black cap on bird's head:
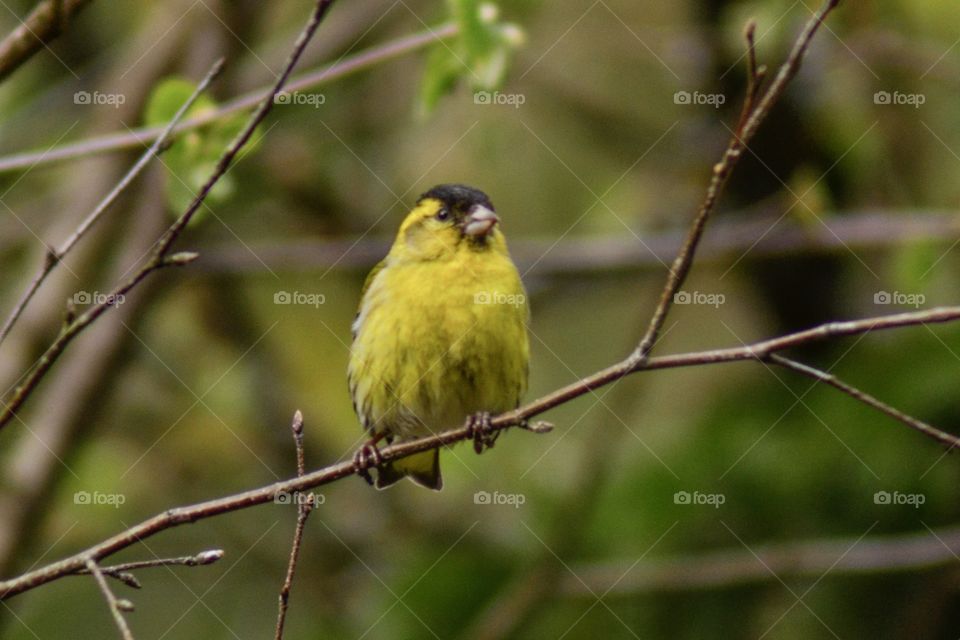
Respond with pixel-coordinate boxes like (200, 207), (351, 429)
(418, 183), (499, 239)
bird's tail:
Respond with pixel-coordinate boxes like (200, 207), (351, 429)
(376, 449), (442, 490)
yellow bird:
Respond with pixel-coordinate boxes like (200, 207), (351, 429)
(348, 184), (529, 489)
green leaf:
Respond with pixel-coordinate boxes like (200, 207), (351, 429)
(144, 77), (259, 222)
(417, 1), (525, 117)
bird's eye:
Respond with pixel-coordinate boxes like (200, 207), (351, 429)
(436, 208), (451, 222)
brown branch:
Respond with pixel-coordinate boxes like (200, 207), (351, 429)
(0, 0), (336, 433)
(85, 557), (135, 640)
(275, 410), (314, 640)
(631, 0), (840, 364)
(0, 0), (93, 82)
(194, 208), (960, 275)
(75, 549), (224, 590)
(4, 304), (960, 601)
(562, 525), (960, 595)
(0, 58), (225, 347)
(769, 355), (960, 448)
(0, 22), (457, 174)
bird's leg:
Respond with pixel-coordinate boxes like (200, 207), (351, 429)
(465, 411), (498, 454)
(353, 433), (386, 485)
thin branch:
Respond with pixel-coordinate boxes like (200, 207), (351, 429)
(0, 0), (336, 433)
(0, 0), (93, 82)
(562, 525), (960, 595)
(735, 19), (767, 133)
(75, 549), (224, 589)
(0, 58), (225, 348)
(85, 557), (134, 640)
(0, 22), (457, 174)
(275, 410), (314, 640)
(769, 354), (960, 448)
(195, 208), (960, 275)
(4, 304), (960, 601)
(631, 0), (840, 364)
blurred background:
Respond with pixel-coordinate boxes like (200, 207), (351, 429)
(1, 0), (959, 637)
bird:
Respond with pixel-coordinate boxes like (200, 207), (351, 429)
(347, 184), (529, 490)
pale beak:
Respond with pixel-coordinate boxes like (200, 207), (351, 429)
(463, 204), (499, 238)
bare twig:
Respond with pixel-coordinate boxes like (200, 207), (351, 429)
(0, 23), (457, 174)
(85, 557), (135, 640)
(0, 58), (225, 347)
(275, 410), (314, 640)
(0, 0), (93, 82)
(769, 355), (960, 448)
(631, 0), (840, 364)
(75, 549), (224, 589)
(0, 0), (336, 433)
(735, 20), (767, 134)
(4, 304), (959, 601)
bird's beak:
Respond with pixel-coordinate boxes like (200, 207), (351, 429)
(463, 205), (499, 238)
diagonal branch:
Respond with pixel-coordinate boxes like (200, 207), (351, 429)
(0, 0), (337, 433)
(0, 23), (457, 174)
(0, 58), (225, 347)
(0, 0), (93, 82)
(631, 0), (840, 364)
(769, 354), (960, 448)
(3, 304), (960, 602)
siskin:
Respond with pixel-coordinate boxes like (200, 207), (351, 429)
(348, 184), (529, 490)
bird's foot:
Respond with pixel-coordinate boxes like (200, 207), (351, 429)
(353, 437), (384, 486)
(465, 412), (498, 454)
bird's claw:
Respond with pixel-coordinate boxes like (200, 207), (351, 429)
(466, 411), (498, 454)
(353, 439), (384, 486)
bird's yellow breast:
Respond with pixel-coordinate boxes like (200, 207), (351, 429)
(349, 243), (529, 440)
